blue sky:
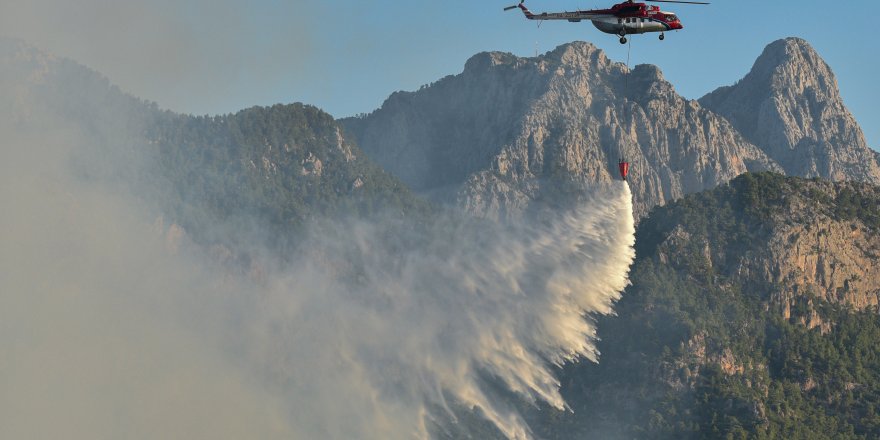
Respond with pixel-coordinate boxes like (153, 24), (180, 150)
(1, 0), (876, 148)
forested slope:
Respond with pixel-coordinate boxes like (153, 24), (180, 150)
(528, 173), (880, 439)
(1, 37), (427, 254)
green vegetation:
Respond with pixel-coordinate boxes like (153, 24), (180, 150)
(14, 53), (428, 254)
(834, 186), (880, 230)
(145, 103), (429, 252)
(518, 172), (880, 440)
(26, 58), (880, 436)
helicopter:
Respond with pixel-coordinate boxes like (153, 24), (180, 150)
(504, 0), (709, 44)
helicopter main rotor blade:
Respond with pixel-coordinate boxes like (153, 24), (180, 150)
(648, 0), (710, 4)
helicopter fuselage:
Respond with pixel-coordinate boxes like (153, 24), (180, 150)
(591, 13), (681, 35)
(508, 1), (692, 42)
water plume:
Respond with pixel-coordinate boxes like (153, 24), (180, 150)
(0, 44), (636, 436)
(245, 182), (636, 439)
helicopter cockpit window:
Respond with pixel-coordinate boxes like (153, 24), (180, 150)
(667, 14), (678, 21)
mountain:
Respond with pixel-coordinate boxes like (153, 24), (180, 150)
(700, 38), (880, 186)
(0, 38), (426, 252)
(504, 172), (880, 439)
(147, 104), (428, 251)
(343, 39), (880, 220)
(7, 35), (880, 439)
(343, 43), (777, 219)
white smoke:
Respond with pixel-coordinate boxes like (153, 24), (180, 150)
(1, 128), (635, 439)
(1, 124), (635, 439)
(248, 183), (637, 439)
(0, 124), (299, 439)
(0, 49), (636, 439)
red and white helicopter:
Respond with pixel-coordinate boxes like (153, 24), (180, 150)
(504, 0), (709, 44)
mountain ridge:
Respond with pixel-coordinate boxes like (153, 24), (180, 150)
(6, 35), (880, 440)
(0, 37), (426, 254)
(700, 38), (880, 186)
(554, 172), (880, 439)
(344, 38), (880, 220)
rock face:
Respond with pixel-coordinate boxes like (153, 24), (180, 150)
(345, 42), (778, 219)
(651, 174), (880, 313)
(774, 192), (880, 312)
(345, 39), (879, 219)
(764, 211), (880, 312)
(700, 38), (880, 185)
(520, 173), (880, 440)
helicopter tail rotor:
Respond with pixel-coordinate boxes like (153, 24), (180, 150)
(503, 0), (524, 11)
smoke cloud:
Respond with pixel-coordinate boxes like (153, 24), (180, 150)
(247, 182), (636, 439)
(0, 121), (298, 438)
(0, 48), (636, 439)
(0, 0), (316, 114)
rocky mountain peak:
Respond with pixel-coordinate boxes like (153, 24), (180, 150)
(344, 41), (779, 219)
(545, 40), (609, 68)
(750, 37), (833, 91)
(462, 51), (518, 72)
(624, 63), (676, 102)
(343, 37), (876, 220)
(462, 41), (614, 77)
(700, 38), (880, 184)
(630, 63), (663, 81)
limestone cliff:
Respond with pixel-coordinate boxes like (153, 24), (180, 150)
(646, 173), (880, 313)
(345, 39), (879, 221)
(345, 42), (778, 219)
(753, 181), (880, 312)
(700, 38), (880, 185)
(523, 173), (880, 440)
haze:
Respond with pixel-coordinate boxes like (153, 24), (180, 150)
(0, 38), (637, 438)
(0, 0), (877, 147)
